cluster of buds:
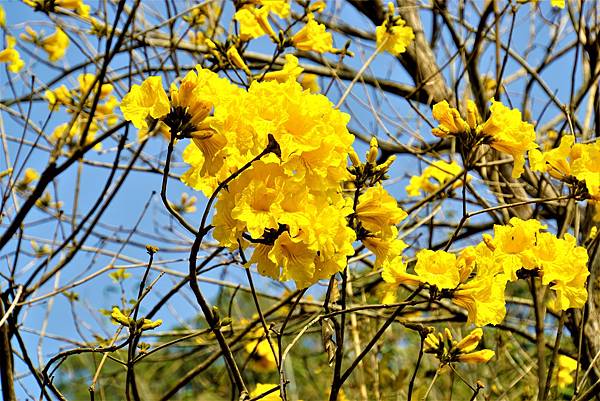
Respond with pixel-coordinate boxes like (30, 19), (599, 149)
(424, 327), (495, 365)
(111, 307), (163, 333)
(348, 137), (396, 187)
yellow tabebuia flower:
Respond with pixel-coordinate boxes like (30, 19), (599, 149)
(414, 249), (460, 290)
(356, 185), (407, 235)
(42, 28), (69, 61)
(551, 0), (565, 8)
(375, 3), (414, 56)
(120, 76), (170, 130)
(489, 217), (544, 280)
(364, 226), (407, 268)
(529, 135), (575, 179)
(381, 257), (421, 286)
(571, 139), (600, 199)
(291, 14), (334, 53)
(263, 54), (303, 83)
(479, 100), (538, 178)
(406, 160), (469, 197)
(0, 36), (25, 73)
(556, 355), (577, 389)
(0, 5), (5, 28)
(453, 259), (508, 325)
(234, 6), (277, 41)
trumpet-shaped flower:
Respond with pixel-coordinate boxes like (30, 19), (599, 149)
(414, 249), (460, 289)
(120, 76), (170, 129)
(291, 14), (333, 53)
(479, 100), (538, 178)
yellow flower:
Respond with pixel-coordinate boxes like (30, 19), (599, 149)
(556, 355), (577, 389)
(263, 54), (303, 83)
(571, 139), (600, 199)
(406, 160), (469, 197)
(491, 217), (545, 280)
(41, 28), (69, 62)
(234, 6), (277, 41)
(431, 100), (470, 137)
(249, 384), (281, 401)
(375, 4), (414, 56)
(381, 257), (422, 286)
(269, 231), (316, 288)
(456, 349), (495, 363)
(45, 85), (71, 109)
(362, 227), (407, 268)
(551, 0), (565, 8)
(414, 249), (460, 289)
(529, 134), (575, 179)
(0, 36), (25, 73)
(22, 168), (40, 185)
(120, 76), (170, 129)
(479, 100), (538, 178)
(356, 185), (407, 235)
(0, 5), (5, 28)
(291, 14), (333, 53)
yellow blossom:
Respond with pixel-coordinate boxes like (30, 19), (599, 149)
(0, 36), (25, 73)
(529, 134), (575, 179)
(356, 185), (407, 235)
(0, 5), (5, 28)
(381, 257), (421, 286)
(571, 139), (600, 199)
(551, 0), (565, 8)
(375, 4), (414, 56)
(120, 76), (170, 130)
(479, 100), (538, 178)
(414, 249), (460, 289)
(41, 28), (69, 62)
(291, 14), (334, 53)
(556, 355), (577, 389)
(234, 6), (277, 41)
(491, 217), (545, 280)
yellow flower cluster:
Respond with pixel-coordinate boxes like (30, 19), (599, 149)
(233, 1), (337, 54)
(45, 73), (118, 153)
(405, 160), (471, 197)
(375, 2), (415, 56)
(21, 26), (70, 62)
(120, 66), (358, 288)
(431, 100), (538, 178)
(383, 217), (588, 326)
(424, 327), (495, 364)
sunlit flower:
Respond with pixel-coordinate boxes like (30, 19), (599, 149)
(291, 14), (334, 53)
